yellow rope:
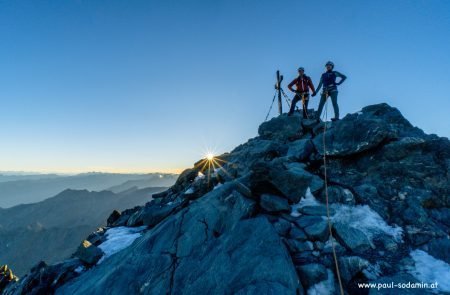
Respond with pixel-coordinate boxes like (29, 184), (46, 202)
(301, 93), (309, 119)
(322, 94), (345, 295)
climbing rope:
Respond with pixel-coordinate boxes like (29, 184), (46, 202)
(321, 95), (345, 295)
(280, 88), (292, 108)
(264, 91), (278, 121)
(301, 94), (309, 119)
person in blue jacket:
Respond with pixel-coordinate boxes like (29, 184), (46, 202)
(312, 61), (347, 121)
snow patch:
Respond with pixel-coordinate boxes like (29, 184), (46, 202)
(307, 270), (336, 295)
(409, 249), (450, 293)
(194, 172), (205, 181)
(291, 187), (319, 217)
(74, 266), (85, 274)
(184, 187), (194, 194)
(331, 204), (403, 242)
(97, 226), (146, 264)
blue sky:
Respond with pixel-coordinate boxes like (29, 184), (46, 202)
(1, 0), (449, 173)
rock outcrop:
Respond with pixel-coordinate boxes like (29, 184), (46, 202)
(0, 266), (18, 294)
(2, 103), (449, 294)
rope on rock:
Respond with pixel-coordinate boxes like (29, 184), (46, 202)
(321, 95), (345, 295)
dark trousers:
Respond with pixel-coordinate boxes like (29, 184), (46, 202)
(288, 94), (310, 118)
(317, 90), (339, 119)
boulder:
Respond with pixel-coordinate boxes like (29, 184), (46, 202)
(318, 186), (355, 205)
(260, 194), (290, 212)
(313, 104), (407, 157)
(111, 206), (141, 226)
(285, 239), (314, 252)
(287, 139), (310, 160)
(294, 216), (323, 229)
(338, 256), (370, 284)
(333, 222), (373, 253)
(304, 220), (330, 242)
(258, 114), (302, 141)
(3, 259), (83, 295)
(288, 226), (308, 241)
(106, 210), (121, 226)
(74, 240), (104, 265)
(0, 265), (18, 293)
(272, 219), (292, 236)
(86, 228), (106, 246)
(296, 263), (328, 289)
(302, 118), (319, 130)
(299, 205), (335, 216)
(269, 163), (324, 203)
(228, 139), (287, 174)
(142, 201), (185, 227)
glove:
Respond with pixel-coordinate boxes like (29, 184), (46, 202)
(312, 92), (317, 97)
(336, 82), (342, 86)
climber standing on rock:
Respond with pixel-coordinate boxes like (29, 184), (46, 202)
(287, 67), (316, 118)
(313, 61), (347, 121)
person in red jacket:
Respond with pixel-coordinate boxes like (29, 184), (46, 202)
(287, 67), (316, 118)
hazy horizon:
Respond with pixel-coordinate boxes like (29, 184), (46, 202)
(0, 170), (181, 175)
(1, 0), (449, 173)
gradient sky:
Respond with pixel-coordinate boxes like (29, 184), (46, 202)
(1, 0), (449, 173)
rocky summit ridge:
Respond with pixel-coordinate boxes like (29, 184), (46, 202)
(1, 103), (449, 295)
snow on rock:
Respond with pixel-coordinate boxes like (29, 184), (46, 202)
(331, 204), (403, 242)
(290, 187), (319, 217)
(74, 266), (85, 274)
(97, 226), (146, 264)
(194, 172), (205, 181)
(307, 270), (336, 295)
(213, 183), (223, 190)
(409, 249), (450, 293)
(184, 187), (194, 194)
(290, 187), (402, 242)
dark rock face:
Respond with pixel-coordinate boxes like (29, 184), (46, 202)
(258, 114), (302, 141)
(74, 240), (103, 265)
(304, 220), (329, 242)
(55, 189), (300, 295)
(260, 194), (291, 212)
(296, 263), (328, 289)
(333, 223), (373, 254)
(299, 205), (335, 216)
(2, 260), (83, 295)
(106, 210), (121, 226)
(5, 103), (450, 295)
(0, 266), (18, 293)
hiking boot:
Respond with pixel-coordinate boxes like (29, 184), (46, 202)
(331, 118), (339, 122)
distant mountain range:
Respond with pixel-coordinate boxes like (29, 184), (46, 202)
(0, 186), (168, 276)
(0, 172), (178, 208)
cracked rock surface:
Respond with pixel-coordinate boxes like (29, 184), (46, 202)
(3, 103), (449, 295)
